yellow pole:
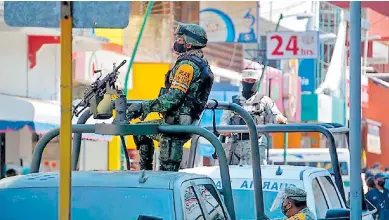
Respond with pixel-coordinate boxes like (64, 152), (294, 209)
(59, 2), (72, 220)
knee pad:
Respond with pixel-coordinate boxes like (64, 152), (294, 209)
(159, 138), (184, 164)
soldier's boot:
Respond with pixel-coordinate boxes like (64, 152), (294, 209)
(159, 138), (183, 172)
(134, 135), (155, 170)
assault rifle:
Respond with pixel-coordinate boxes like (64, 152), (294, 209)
(72, 60), (127, 120)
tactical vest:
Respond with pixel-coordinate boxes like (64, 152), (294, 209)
(159, 53), (214, 122)
(230, 95), (246, 126)
(230, 94), (267, 140)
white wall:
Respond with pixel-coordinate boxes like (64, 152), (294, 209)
(0, 32), (28, 97)
(27, 44), (60, 101)
(5, 127), (33, 166)
(79, 140), (108, 171)
(0, 32), (60, 101)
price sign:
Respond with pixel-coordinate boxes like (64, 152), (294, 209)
(266, 31), (319, 60)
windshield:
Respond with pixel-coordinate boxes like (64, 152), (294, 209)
(0, 187), (175, 219)
(214, 178), (303, 219)
(233, 190), (287, 219)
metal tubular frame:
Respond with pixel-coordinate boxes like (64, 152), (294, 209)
(71, 109), (92, 170)
(71, 100), (266, 220)
(30, 123), (237, 220)
(194, 124), (346, 203)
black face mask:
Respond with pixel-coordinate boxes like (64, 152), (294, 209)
(281, 203), (290, 215)
(377, 180), (386, 187)
(173, 42), (186, 54)
(242, 82), (256, 99)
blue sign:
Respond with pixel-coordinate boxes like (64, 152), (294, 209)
(298, 59), (316, 93)
(4, 1), (130, 28)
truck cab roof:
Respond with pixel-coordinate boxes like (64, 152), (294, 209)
(0, 170), (209, 190)
(181, 165), (331, 181)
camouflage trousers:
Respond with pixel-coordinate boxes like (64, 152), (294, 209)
(222, 135), (268, 165)
(133, 119), (191, 171)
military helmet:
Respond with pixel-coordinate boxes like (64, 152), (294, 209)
(242, 69), (260, 81)
(284, 185), (307, 202)
(174, 23), (208, 47)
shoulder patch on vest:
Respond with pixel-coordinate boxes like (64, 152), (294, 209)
(171, 63), (194, 93)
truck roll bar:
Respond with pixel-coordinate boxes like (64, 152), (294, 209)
(71, 99), (266, 220)
(30, 123), (237, 220)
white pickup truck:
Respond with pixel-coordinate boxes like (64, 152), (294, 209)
(182, 165), (375, 220)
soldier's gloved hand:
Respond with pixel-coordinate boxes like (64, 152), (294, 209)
(275, 114), (288, 124)
(126, 103), (142, 121)
(237, 96), (247, 106)
(140, 101), (152, 121)
(127, 102), (151, 121)
(232, 95), (246, 106)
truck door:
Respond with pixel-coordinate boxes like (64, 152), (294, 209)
(316, 176), (345, 209)
(308, 172), (346, 219)
(310, 176), (330, 219)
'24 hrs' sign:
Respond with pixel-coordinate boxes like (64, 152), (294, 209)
(266, 31), (320, 60)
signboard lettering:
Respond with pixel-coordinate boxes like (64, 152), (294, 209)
(267, 31), (319, 60)
(214, 179), (296, 191)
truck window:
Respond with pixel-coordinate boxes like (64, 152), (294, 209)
(184, 186), (205, 220)
(318, 176), (343, 208)
(197, 184), (227, 219)
(312, 178), (329, 218)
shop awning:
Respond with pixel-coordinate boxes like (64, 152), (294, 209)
(210, 65), (242, 85)
(0, 94), (112, 141)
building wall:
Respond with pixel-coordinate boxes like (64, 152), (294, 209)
(366, 8), (389, 73)
(0, 32), (28, 97)
(362, 79), (389, 168)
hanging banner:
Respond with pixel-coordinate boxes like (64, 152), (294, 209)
(199, 1), (258, 43)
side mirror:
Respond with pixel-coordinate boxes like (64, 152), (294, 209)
(325, 208), (350, 220)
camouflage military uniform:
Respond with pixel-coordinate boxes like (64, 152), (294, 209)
(280, 186), (316, 220)
(220, 92), (286, 165)
(129, 24), (213, 171)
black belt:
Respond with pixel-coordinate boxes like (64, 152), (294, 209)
(236, 133), (250, 140)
